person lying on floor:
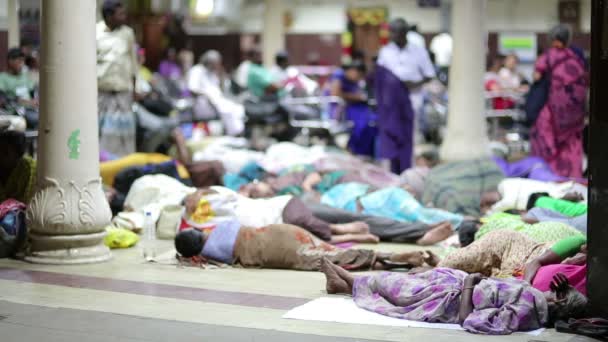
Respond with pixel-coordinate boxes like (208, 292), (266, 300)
(320, 259), (587, 335)
(319, 182), (462, 244)
(174, 221), (438, 271)
(480, 178), (587, 215)
(439, 230), (586, 278)
(183, 186), (380, 244)
(525, 192), (587, 218)
(523, 240), (587, 295)
(458, 212), (584, 247)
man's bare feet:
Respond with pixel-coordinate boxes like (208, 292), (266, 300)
(416, 222), (453, 246)
(330, 221), (370, 234)
(321, 258), (350, 294)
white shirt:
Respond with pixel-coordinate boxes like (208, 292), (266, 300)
(234, 60), (251, 88)
(489, 178), (588, 214)
(377, 42), (436, 83)
(210, 186), (292, 228)
(407, 31), (426, 49)
(96, 21), (138, 92)
(429, 33), (453, 67)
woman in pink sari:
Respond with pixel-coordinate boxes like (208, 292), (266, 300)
(531, 24), (587, 178)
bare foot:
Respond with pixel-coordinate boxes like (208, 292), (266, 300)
(423, 250), (440, 267)
(321, 258), (350, 294)
(416, 222), (453, 246)
(331, 221), (370, 234)
(330, 233), (379, 244)
(389, 251), (425, 266)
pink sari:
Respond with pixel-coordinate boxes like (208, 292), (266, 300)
(530, 47), (587, 178)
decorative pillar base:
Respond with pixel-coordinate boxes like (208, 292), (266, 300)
(25, 243), (112, 265)
(25, 178), (113, 264)
(25, 230), (111, 265)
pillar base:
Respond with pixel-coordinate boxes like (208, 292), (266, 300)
(25, 231), (112, 265)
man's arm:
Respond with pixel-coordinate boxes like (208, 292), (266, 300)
(459, 273), (483, 324)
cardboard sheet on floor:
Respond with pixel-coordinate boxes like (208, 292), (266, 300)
(283, 297), (544, 336)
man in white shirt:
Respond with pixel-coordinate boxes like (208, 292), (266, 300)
(188, 50), (245, 136)
(96, 0), (138, 157)
(377, 18), (436, 153)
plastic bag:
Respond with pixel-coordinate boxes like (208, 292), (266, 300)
(104, 226), (140, 249)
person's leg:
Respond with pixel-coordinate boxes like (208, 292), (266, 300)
(306, 203), (431, 242)
(283, 198), (378, 243)
(416, 221), (454, 245)
(282, 197), (333, 241)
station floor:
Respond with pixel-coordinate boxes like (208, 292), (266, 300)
(0, 240), (593, 342)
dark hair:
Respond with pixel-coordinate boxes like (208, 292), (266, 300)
(389, 18), (409, 33)
(344, 60), (367, 74)
(526, 192), (550, 211)
(548, 287), (588, 325)
(174, 229), (204, 258)
(0, 130), (27, 157)
(102, 0), (123, 20)
(458, 220), (479, 247)
(550, 24), (572, 46)
(275, 51), (288, 65)
(7, 47), (24, 61)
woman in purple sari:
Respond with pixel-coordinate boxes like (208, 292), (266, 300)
(321, 259), (587, 335)
(531, 24), (587, 178)
(329, 61), (377, 158)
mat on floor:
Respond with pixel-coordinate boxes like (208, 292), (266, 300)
(283, 297), (544, 336)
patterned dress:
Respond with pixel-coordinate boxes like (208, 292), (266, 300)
(530, 47), (587, 178)
(352, 268), (548, 335)
(475, 216), (583, 243)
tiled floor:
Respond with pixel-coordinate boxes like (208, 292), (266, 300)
(0, 240), (587, 342)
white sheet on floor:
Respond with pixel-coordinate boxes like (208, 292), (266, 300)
(283, 297), (544, 336)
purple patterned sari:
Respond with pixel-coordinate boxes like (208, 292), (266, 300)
(352, 268), (548, 335)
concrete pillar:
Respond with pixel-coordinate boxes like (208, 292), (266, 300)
(25, 0), (112, 264)
(7, 0), (18, 48)
(262, 0), (284, 68)
(439, 0), (489, 161)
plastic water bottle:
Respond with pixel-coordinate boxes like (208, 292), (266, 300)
(142, 211), (156, 261)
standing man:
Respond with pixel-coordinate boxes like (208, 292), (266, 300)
(375, 18), (435, 174)
(96, 0), (138, 157)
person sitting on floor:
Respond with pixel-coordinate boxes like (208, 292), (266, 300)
(0, 127), (36, 203)
(320, 259), (587, 335)
(174, 221), (438, 271)
(182, 186), (378, 244)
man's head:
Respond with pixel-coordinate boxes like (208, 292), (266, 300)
(200, 50), (222, 71)
(102, 0), (127, 29)
(6, 48), (24, 75)
(166, 47), (177, 62)
(389, 18), (409, 48)
(0, 129), (26, 177)
(275, 51), (289, 69)
(250, 48), (263, 65)
(174, 228), (204, 258)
